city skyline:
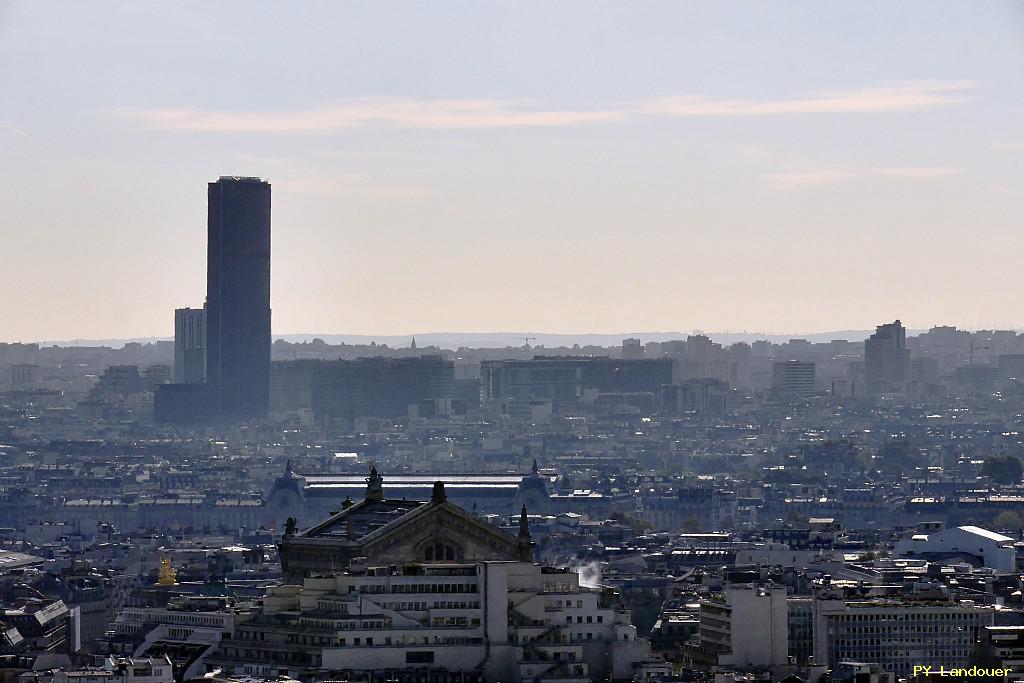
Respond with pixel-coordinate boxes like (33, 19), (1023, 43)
(6, 4), (1024, 682)
(2, 1), (1023, 339)
(10, 325), (1024, 350)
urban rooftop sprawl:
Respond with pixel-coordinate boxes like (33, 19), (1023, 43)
(5, 178), (1024, 683)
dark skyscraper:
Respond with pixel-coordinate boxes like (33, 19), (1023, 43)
(206, 176), (271, 420)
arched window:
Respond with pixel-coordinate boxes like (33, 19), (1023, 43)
(424, 542), (456, 561)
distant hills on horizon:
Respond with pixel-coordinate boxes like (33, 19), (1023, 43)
(19, 329), (952, 350)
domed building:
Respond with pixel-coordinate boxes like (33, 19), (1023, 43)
(512, 459), (554, 513)
(279, 466), (534, 582)
(264, 459), (305, 522)
(264, 463), (533, 527)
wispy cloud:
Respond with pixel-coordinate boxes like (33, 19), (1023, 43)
(871, 166), (963, 178)
(107, 81), (975, 133)
(641, 81), (974, 117)
(761, 170), (859, 187)
(229, 154), (435, 199)
(763, 166), (963, 188)
(1, 122), (28, 137)
(109, 99), (623, 133)
(274, 173), (435, 199)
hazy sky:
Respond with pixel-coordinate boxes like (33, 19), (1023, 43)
(2, 1), (1023, 341)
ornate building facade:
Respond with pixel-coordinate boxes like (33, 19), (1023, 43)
(279, 467), (534, 582)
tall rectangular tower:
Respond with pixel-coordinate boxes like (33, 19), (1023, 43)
(206, 176), (271, 420)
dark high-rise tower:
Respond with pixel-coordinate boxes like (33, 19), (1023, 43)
(206, 176), (271, 420)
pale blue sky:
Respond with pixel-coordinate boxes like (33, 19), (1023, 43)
(2, 1), (1022, 340)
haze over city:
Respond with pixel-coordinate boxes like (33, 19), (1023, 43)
(8, 5), (1024, 683)
(3, 1), (1024, 341)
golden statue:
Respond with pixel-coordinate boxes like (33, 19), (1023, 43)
(157, 557), (177, 586)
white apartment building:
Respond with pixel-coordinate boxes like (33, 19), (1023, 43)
(54, 656), (173, 683)
(106, 596), (250, 680)
(811, 597), (994, 677)
(696, 583), (789, 670)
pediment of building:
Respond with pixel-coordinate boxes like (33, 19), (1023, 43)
(362, 502), (521, 562)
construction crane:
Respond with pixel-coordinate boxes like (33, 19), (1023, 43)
(523, 336), (536, 348)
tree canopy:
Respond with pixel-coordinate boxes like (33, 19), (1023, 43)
(981, 455), (1024, 485)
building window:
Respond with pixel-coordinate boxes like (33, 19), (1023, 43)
(407, 651), (435, 664)
(424, 543), (456, 561)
